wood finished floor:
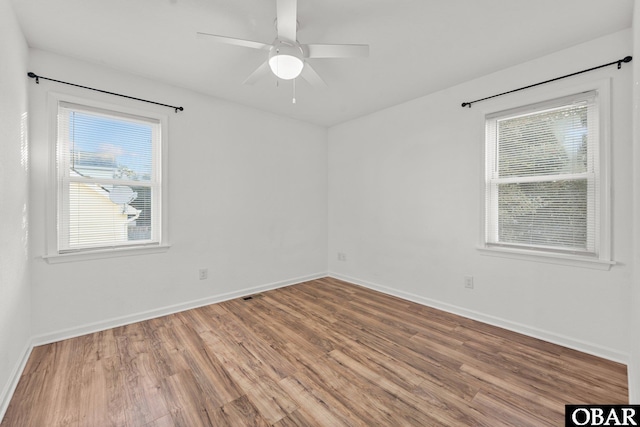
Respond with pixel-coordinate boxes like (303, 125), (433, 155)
(2, 277), (628, 426)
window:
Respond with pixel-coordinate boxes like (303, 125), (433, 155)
(483, 89), (611, 265)
(47, 98), (169, 261)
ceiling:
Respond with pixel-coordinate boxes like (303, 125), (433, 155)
(11, 0), (634, 127)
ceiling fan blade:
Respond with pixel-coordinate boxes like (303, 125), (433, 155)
(300, 63), (327, 88)
(276, 0), (297, 42)
(197, 32), (271, 51)
(303, 44), (369, 58)
(242, 61), (271, 85)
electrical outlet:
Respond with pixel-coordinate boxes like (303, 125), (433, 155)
(464, 276), (474, 289)
(337, 252), (347, 262)
(199, 268), (208, 280)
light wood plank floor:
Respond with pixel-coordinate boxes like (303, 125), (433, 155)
(2, 277), (628, 426)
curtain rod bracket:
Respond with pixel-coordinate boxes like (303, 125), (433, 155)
(618, 55), (632, 69)
(27, 72), (39, 84)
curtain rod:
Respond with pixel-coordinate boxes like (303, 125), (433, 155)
(27, 72), (184, 113)
(461, 55), (632, 108)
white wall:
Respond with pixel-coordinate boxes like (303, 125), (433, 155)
(328, 30), (634, 363)
(2, 10), (634, 414)
(0, 0), (31, 417)
(629, 0), (640, 404)
(28, 49), (328, 341)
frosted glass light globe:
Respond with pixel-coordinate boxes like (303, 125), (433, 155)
(268, 41), (304, 80)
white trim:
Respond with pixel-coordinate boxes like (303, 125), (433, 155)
(630, 363), (639, 404)
(490, 172), (593, 185)
(31, 272), (327, 346)
(0, 341), (33, 423)
(45, 92), (170, 260)
(630, 0), (640, 404)
(477, 245), (615, 270)
(479, 78), (613, 267)
(43, 243), (171, 264)
(328, 272), (628, 364)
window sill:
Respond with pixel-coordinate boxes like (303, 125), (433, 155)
(477, 245), (615, 271)
(43, 244), (171, 264)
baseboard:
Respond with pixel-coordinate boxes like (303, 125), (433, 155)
(629, 360), (640, 404)
(328, 272), (629, 365)
(32, 271), (327, 347)
(0, 341), (33, 423)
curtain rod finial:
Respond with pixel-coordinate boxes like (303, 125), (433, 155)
(27, 72), (39, 83)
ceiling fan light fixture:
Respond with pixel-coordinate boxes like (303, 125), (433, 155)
(197, 0), (369, 88)
(268, 41), (304, 80)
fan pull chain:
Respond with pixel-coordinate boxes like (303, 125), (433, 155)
(292, 79), (296, 104)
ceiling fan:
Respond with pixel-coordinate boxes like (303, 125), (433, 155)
(197, 0), (369, 87)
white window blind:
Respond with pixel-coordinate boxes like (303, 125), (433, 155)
(485, 91), (600, 256)
(56, 102), (162, 253)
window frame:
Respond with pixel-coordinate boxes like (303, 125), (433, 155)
(478, 79), (613, 270)
(44, 93), (170, 263)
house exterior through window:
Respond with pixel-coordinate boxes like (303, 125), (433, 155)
(51, 100), (167, 257)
